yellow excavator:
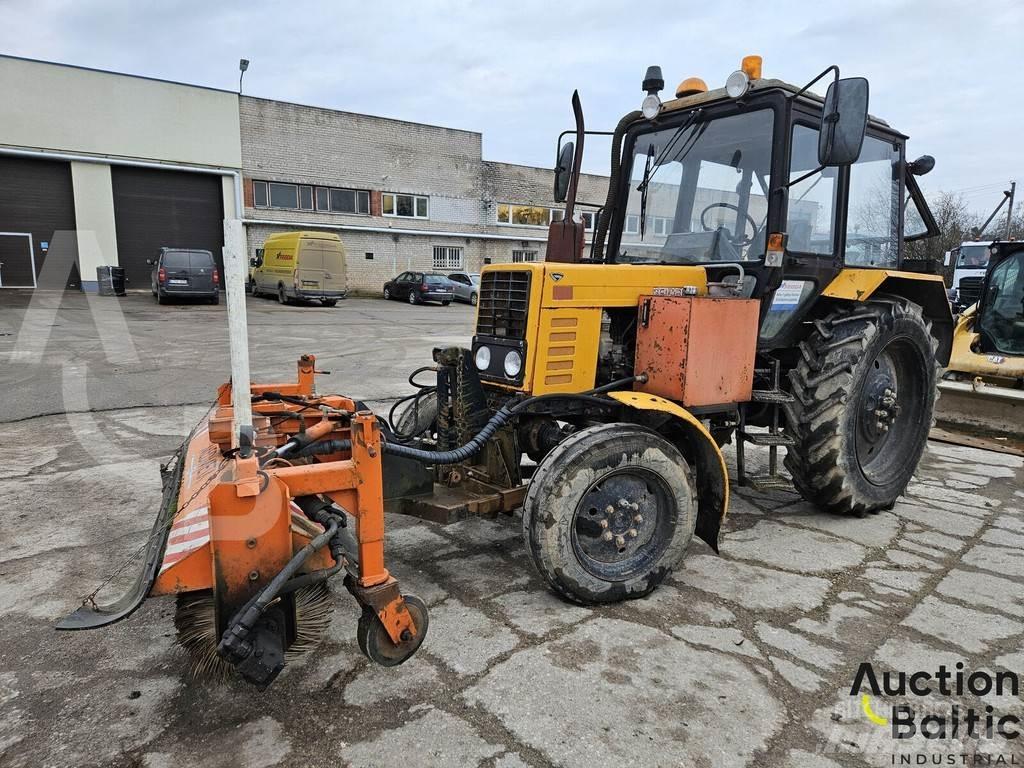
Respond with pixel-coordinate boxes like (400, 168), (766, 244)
(938, 241), (1024, 438)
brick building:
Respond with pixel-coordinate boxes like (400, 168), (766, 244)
(239, 96), (608, 293)
(0, 57), (608, 295)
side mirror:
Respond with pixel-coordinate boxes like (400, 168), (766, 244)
(553, 141), (575, 204)
(249, 257), (259, 267)
(908, 155), (935, 176)
(818, 77), (869, 166)
(943, 251), (951, 267)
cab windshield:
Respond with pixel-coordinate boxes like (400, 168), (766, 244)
(957, 245), (990, 269)
(618, 108), (775, 264)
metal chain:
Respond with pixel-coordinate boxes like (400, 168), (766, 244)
(81, 401), (221, 607)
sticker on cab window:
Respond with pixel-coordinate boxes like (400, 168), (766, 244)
(770, 280), (806, 310)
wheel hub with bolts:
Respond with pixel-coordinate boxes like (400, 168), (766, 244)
(572, 470), (670, 577)
(859, 350), (904, 449)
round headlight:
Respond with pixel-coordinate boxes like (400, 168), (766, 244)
(474, 346), (491, 371)
(641, 93), (662, 120)
(503, 349), (523, 378)
(725, 69), (750, 99)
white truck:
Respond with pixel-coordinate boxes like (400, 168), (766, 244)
(945, 241), (992, 313)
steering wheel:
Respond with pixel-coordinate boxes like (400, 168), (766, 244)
(700, 202), (758, 246)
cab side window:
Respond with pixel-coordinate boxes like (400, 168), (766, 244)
(846, 136), (900, 267)
(786, 124), (838, 255)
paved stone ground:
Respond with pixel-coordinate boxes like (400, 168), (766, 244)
(1, 291), (1022, 767)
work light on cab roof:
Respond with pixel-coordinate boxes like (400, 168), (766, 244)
(641, 65), (664, 120)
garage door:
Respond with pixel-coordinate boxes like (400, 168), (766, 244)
(0, 156), (77, 289)
(112, 167), (224, 290)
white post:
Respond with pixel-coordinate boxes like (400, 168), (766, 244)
(223, 217), (253, 444)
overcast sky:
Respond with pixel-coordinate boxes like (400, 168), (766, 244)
(2, 0), (1019, 215)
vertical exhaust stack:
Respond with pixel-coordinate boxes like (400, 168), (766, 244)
(546, 90), (586, 264)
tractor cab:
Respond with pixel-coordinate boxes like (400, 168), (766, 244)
(593, 61), (941, 350)
(975, 242), (1024, 360)
(939, 241), (1024, 435)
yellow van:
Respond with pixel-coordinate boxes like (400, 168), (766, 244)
(250, 231), (348, 306)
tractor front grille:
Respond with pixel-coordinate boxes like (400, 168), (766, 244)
(477, 271), (531, 340)
(958, 276), (983, 307)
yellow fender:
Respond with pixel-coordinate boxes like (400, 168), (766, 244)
(822, 268), (954, 364)
(607, 391), (728, 552)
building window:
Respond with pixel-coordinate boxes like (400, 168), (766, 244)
(497, 204), (551, 227)
(433, 245), (463, 269)
(383, 193), (429, 219)
(329, 188), (368, 214)
(512, 249), (537, 263)
(252, 179), (369, 214)
(268, 182), (299, 209)
(624, 214), (640, 234)
(253, 181), (268, 207)
(652, 216), (674, 237)
(497, 203), (596, 231)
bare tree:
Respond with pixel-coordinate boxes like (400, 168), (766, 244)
(905, 192), (980, 282)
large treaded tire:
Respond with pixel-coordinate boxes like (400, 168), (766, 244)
(523, 423), (697, 605)
(784, 296), (937, 515)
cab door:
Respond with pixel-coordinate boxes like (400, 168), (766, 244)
(255, 247), (275, 292)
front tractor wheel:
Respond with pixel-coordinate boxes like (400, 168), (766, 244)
(785, 297), (937, 515)
(523, 423), (697, 605)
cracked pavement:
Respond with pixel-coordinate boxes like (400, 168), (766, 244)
(1, 292), (1022, 767)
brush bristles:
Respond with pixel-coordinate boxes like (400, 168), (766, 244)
(174, 584), (335, 681)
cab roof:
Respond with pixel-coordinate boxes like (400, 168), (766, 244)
(660, 77), (899, 137)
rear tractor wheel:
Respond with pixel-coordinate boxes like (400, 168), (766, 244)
(523, 423), (697, 605)
(784, 297), (937, 515)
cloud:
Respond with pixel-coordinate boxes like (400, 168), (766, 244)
(1, 0), (1018, 213)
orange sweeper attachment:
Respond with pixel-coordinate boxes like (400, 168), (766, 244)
(58, 355), (429, 689)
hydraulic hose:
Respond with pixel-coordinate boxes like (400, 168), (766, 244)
(231, 516), (339, 620)
(291, 374), (645, 465)
(592, 110), (643, 261)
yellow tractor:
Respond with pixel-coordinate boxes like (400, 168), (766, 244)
(938, 240), (1024, 437)
(60, 56), (953, 687)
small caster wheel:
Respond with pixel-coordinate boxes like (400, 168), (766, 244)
(357, 594), (428, 666)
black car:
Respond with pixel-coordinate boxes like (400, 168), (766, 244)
(149, 248), (220, 305)
(382, 271), (454, 305)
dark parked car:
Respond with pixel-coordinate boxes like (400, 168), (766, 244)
(149, 248), (220, 305)
(383, 271), (454, 305)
